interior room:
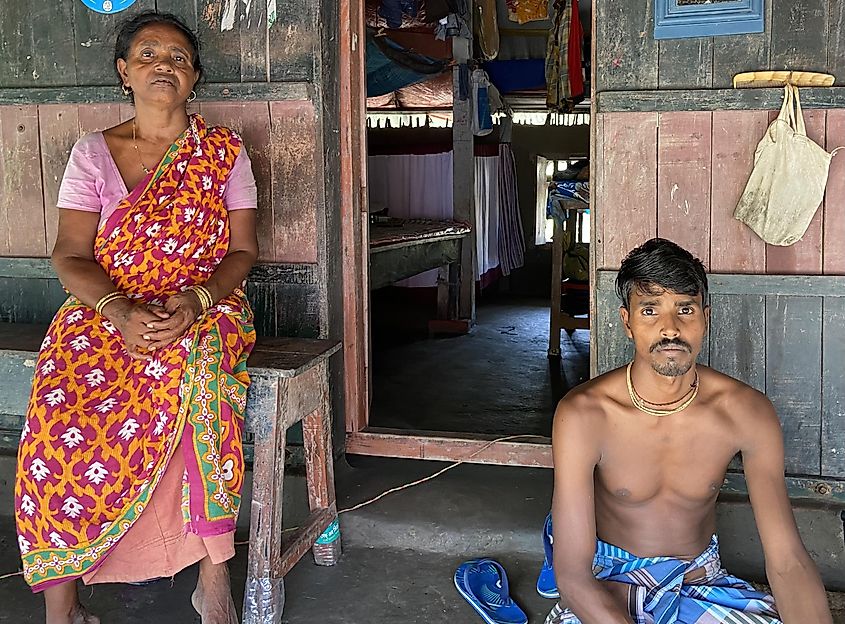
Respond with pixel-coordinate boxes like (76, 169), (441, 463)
(361, 0), (593, 439)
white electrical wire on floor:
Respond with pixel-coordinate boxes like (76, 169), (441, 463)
(2, 434), (551, 579)
(338, 433), (549, 515)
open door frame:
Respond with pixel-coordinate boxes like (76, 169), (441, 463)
(337, 4), (603, 468)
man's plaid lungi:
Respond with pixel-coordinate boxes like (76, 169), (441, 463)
(545, 535), (781, 624)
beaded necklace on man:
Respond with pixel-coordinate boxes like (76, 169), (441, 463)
(626, 362), (699, 416)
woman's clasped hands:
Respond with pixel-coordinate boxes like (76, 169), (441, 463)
(106, 291), (205, 359)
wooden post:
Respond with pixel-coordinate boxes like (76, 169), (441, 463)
(452, 10), (476, 323)
(338, 0), (370, 433)
(303, 373), (342, 565)
(243, 378), (286, 623)
(548, 222), (563, 358)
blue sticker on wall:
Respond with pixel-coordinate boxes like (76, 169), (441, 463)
(80, 0), (137, 14)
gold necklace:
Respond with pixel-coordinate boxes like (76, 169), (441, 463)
(132, 119), (153, 175)
(626, 362), (700, 416)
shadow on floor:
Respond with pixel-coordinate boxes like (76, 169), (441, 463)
(370, 296), (589, 437)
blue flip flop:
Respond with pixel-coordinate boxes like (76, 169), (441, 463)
(454, 558), (528, 624)
(536, 513), (560, 598)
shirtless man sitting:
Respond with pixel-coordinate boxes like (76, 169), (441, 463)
(545, 238), (832, 624)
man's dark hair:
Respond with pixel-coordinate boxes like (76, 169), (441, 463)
(615, 238), (708, 310)
(114, 11), (203, 93)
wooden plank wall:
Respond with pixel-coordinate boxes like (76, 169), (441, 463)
(595, 273), (845, 478)
(594, 108), (845, 481)
(0, 101), (322, 336)
(596, 110), (845, 275)
(595, 0), (845, 91)
(0, 0), (317, 88)
(0, 0), (332, 342)
(0, 101), (319, 264)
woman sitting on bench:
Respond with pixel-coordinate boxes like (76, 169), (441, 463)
(14, 11), (258, 624)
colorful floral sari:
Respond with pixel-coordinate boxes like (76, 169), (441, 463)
(15, 114), (256, 592)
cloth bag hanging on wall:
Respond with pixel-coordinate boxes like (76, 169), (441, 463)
(734, 84), (842, 246)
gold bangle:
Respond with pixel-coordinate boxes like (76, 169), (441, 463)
(187, 285), (214, 312)
(95, 291), (129, 316)
(198, 285), (213, 309)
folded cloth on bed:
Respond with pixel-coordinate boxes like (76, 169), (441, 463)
(544, 535), (781, 624)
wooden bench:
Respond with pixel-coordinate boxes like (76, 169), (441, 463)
(0, 322), (341, 623)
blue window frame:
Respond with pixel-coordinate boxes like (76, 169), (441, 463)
(654, 0), (764, 40)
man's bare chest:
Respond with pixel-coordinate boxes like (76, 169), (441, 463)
(596, 412), (739, 506)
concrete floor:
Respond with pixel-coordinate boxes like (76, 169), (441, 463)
(2, 458), (843, 622)
(2, 297), (843, 622)
(371, 297), (589, 436)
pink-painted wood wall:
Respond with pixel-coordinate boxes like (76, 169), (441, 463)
(0, 102), (319, 264)
(595, 110), (845, 274)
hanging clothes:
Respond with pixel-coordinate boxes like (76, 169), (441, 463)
(506, 0), (549, 24)
(366, 31), (448, 97)
(497, 143), (526, 276)
(545, 0), (585, 113)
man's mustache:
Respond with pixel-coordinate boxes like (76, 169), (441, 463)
(650, 339), (692, 353)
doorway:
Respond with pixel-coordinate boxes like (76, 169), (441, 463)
(339, 1), (594, 467)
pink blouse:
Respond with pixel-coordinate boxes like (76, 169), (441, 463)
(57, 132), (258, 224)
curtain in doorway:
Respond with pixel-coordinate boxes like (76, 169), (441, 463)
(368, 151), (454, 287)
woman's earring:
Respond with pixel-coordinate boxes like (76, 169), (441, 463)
(122, 84), (131, 97)
(187, 90), (197, 103)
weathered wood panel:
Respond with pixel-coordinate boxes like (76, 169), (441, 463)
(766, 110), (826, 274)
(78, 104), (122, 135)
(656, 112), (711, 266)
(0, 278), (64, 323)
(0, 101), (314, 265)
(199, 102), (275, 262)
(830, 0), (845, 84)
(710, 111), (768, 274)
(822, 296), (845, 477)
(268, 0), (319, 82)
(594, 0), (845, 95)
(824, 110), (845, 274)
(72, 0), (156, 86)
(770, 0), (829, 72)
(658, 39), (712, 90)
(0, 83), (311, 106)
(197, 0), (243, 83)
(595, 273), (632, 375)
(156, 0), (199, 30)
(596, 89), (845, 113)
(0, 259), (321, 337)
(269, 101), (319, 264)
(708, 294), (766, 392)
(594, 0), (657, 91)
(239, 0), (268, 82)
(39, 106), (79, 253)
(0, 107), (45, 256)
(0, 1), (78, 88)
(765, 295), (822, 475)
(711, 0), (772, 89)
(599, 113), (658, 268)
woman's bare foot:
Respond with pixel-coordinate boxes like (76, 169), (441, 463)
(44, 581), (100, 624)
(68, 604), (101, 624)
(194, 557), (239, 624)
